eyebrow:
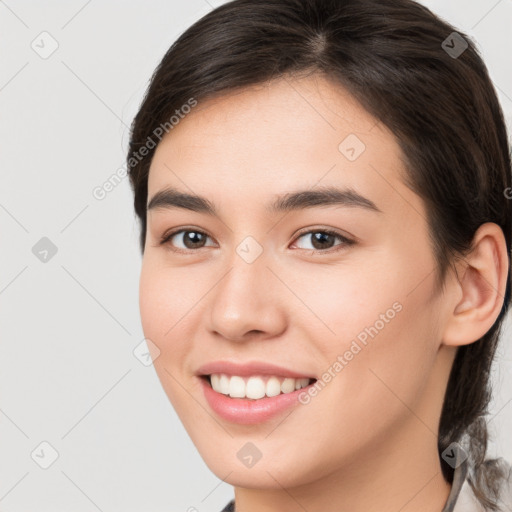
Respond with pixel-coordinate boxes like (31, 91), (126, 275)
(147, 185), (382, 215)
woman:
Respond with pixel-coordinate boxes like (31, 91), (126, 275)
(127, 0), (512, 510)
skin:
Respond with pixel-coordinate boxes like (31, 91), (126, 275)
(139, 73), (508, 512)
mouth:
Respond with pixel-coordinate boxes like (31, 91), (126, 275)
(200, 374), (318, 401)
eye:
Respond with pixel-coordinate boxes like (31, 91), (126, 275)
(292, 228), (355, 253)
(159, 227), (355, 254)
(159, 228), (215, 253)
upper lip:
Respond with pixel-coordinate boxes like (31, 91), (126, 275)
(196, 360), (316, 379)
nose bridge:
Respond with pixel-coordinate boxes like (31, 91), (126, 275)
(207, 237), (285, 340)
(220, 231), (272, 297)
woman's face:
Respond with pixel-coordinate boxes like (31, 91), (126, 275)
(139, 74), (456, 489)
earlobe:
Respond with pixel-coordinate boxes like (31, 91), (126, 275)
(442, 223), (509, 347)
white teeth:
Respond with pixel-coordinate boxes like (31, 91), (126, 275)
(281, 378), (296, 394)
(208, 373), (312, 399)
(219, 374), (230, 394)
(229, 376), (246, 398)
(266, 376), (281, 397)
(246, 376), (266, 399)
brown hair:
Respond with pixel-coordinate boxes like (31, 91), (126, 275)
(127, 0), (512, 508)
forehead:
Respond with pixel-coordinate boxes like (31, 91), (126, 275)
(146, 74), (422, 221)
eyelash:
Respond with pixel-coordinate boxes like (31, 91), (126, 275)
(158, 227), (355, 255)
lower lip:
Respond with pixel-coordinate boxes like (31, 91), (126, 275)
(199, 376), (315, 425)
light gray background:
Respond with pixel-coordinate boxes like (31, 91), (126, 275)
(0, 1), (511, 511)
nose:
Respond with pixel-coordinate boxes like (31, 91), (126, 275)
(207, 249), (287, 342)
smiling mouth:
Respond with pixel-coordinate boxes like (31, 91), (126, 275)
(200, 374), (317, 400)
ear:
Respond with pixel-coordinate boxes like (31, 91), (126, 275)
(442, 222), (509, 347)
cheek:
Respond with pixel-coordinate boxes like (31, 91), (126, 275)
(138, 260), (196, 412)
(139, 255), (202, 340)
(297, 248), (440, 398)
(138, 257), (196, 383)
(294, 278), (440, 479)
(138, 255), (225, 405)
(286, 258), (401, 346)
